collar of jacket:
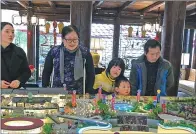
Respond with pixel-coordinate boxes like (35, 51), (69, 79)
(103, 71), (115, 82)
(2, 43), (25, 58)
(1, 43), (14, 52)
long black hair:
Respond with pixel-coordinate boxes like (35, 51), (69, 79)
(61, 25), (79, 39)
(1, 22), (13, 30)
(106, 58), (125, 77)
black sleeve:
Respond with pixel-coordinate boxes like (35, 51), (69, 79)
(129, 60), (138, 95)
(42, 49), (53, 87)
(85, 51), (95, 94)
(17, 50), (31, 85)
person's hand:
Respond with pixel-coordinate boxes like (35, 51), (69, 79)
(1, 80), (10, 88)
(9, 80), (20, 88)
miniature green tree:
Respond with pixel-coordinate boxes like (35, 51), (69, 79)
(42, 123), (52, 134)
(148, 111), (157, 119)
(144, 103), (154, 110)
(97, 99), (116, 119)
(132, 102), (139, 112)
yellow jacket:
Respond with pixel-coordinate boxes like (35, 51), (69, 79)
(93, 71), (115, 93)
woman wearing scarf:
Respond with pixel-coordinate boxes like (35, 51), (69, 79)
(1, 22), (31, 89)
(42, 25), (95, 94)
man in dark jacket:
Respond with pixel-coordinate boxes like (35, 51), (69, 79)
(129, 39), (174, 96)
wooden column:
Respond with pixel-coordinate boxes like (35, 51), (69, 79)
(161, 1), (186, 96)
(71, 1), (92, 49)
(194, 35), (196, 95)
(27, 4), (34, 65)
(183, 29), (190, 52)
(192, 34), (196, 69)
(112, 18), (120, 59)
(192, 35), (195, 101)
(161, 2), (175, 60)
(195, 72), (196, 96)
(182, 29), (194, 68)
(189, 29), (194, 68)
(35, 25), (40, 82)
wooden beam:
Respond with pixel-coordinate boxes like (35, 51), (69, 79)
(34, 12), (69, 17)
(17, 1), (28, 9)
(121, 10), (158, 17)
(187, 8), (196, 16)
(48, 1), (56, 8)
(93, 1), (104, 10)
(140, 1), (164, 13)
(118, 1), (136, 12)
(40, 13), (196, 28)
(19, 8), (70, 15)
(40, 15), (70, 22)
(117, 0), (137, 17)
(186, 1), (196, 8)
(1, 1), (8, 5)
(1, 5), (23, 11)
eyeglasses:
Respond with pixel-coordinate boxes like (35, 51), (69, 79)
(64, 38), (79, 43)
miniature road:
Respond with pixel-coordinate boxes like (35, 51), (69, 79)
(158, 114), (185, 121)
(158, 125), (194, 134)
(82, 130), (154, 134)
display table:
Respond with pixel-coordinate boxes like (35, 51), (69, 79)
(1, 88), (196, 134)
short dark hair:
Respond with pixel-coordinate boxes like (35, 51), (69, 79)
(144, 39), (161, 54)
(61, 25), (79, 39)
(115, 76), (131, 88)
(1, 22), (13, 30)
(106, 58), (125, 77)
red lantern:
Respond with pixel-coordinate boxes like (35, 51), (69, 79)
(53, 21), (57, 45)
(53, 21), (57, 28)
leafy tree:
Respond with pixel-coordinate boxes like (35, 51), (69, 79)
(42, 123), (52, 134)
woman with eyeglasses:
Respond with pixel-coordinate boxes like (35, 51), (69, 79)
(42, 25), (95, 94)
(1, 22), (31, 89)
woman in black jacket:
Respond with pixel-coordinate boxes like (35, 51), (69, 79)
(1, 22), (31, 88)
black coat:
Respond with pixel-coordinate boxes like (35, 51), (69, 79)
(1, 43), (31, 87)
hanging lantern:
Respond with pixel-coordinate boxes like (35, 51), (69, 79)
(58, 22), (64, 34)
(45, 22), (50, 34)
(141, 26), (146, 38)
(128, 26), (133, 37)
(31, 15), (38, 25)
(12, 15), (22, 25)
(53, 29), (57, 45)
(136, 28), (139, 37)
(21, 15), (27, 25)
(154, 35), (159, 41)
(39, 18), (46, 26)
(53, 21), (57, 29)
(53, 21), (57, 45)
(144, 23), (152, 32)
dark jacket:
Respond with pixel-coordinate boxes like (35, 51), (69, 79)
(129, 54), (174, 96)
(42, 44), (95, 94)
(1, 43), (31, 86)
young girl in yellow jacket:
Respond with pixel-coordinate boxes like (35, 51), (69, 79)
(93, 58), (125, 94)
